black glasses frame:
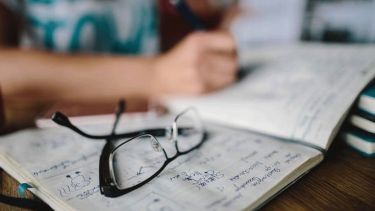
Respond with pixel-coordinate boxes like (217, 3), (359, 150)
(51, 100), (207, 198)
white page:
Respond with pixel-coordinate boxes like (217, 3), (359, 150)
(166, 44), (375, 150)
(0, 113), (321, 211)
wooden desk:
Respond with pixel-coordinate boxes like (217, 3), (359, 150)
(0, 104), (374, 210)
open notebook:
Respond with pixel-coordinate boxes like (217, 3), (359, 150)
(0, 116), (322, 210)
(166, 44), (375, 151)
(0, 44), (374, 210)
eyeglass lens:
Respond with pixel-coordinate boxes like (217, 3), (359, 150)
(110, 134), (166, 189)
(110, 108), (204, 190)
(175, 108), (204, 152)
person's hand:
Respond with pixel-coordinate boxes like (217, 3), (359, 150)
(152, 30), (237, 97)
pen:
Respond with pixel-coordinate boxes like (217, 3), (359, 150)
(169, 0), (206, 30)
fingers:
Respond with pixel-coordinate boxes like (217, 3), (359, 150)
(187, 31), (236, 54)
(199, 52), (238, 92)
(219, 5), (243, 30)
(203, 31), (236, 53)
(152, 30), (238, 97)
(203, 71), (236, 92)
(191, 31), (237, 92)
(200, 52), (237, 74)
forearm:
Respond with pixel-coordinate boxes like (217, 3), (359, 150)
(0, 31), (238, 131)
(0, 49), (155, 104)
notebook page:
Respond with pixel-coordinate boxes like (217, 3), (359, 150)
(0, 114), (322, 211)
(166, 44), (375, 150)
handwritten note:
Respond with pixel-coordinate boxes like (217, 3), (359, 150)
(166, 44), (375, 150)
(0, 114), (322, 210)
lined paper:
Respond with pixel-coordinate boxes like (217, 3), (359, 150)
(0, 114), (322, 210)
(166, 44), (375, 149)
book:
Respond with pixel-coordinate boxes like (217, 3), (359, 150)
(342, 85), (375, 156)
(0, 44), (374, 210)
(349, 110), (375, 134)
(0, 116), (323, 210)
(166, 44), (375, 150)
(357, 84), (375, 115)
(343, 128), (375, 157)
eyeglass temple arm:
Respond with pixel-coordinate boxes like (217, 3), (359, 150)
(139, 127), (192, 137)
(51, 112), (166, 140)
(106, 127), (191, 139)
(51, 112), (109, 140)
(52, 99), (193, 140)
(111, 100), (125, 136)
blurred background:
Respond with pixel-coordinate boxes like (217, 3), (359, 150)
(159, 0), (375, 54)
(231, 0), (375, 46)
(1, 0), (374, 128)
(2, 0), (374, 51)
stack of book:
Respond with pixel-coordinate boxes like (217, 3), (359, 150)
(343, 83), (375, 157)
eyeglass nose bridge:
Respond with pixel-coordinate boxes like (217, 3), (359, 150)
(165, 126), (174, 141)
(172, 122), (178, 142)
(164, 123), (178, 142)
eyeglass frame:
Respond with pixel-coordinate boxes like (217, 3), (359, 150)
(51, 100), (208, 198)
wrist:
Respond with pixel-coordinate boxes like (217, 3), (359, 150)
(107, 56), (160, 102)
(134, 56), (161, 100)
(149, 55), (169, 100)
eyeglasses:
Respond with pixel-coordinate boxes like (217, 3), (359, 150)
(51, 100), (207, 197)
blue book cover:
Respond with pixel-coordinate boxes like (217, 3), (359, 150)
(358, 83), (375, 115)
(350, 109), (375, 134)
(343, 128), (375, 157)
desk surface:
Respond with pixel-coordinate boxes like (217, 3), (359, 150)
(0, 104), (374, 211)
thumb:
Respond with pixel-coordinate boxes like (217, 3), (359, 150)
(219, 5), (243, 30)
